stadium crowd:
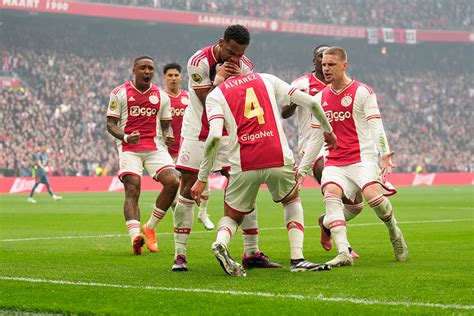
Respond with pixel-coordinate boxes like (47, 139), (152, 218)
(80, 0), (473, 31)
(0, 17), (472, 177)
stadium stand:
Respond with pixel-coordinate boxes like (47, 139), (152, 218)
(0, 11), (472, 177)
(78, 0), (473, 31)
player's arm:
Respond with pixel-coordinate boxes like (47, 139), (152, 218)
(191, 90), (224, 203)
(281, 103), (298, 118)
(297, 127), (325, 178)
(106, 93), (139, 144)
(289, 89), (332, 135)
(159, 93), (174, 147)
(362, 89), (395, 172)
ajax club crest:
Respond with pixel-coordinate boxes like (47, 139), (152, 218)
(149, 95), (159, 104)
(341, 95), (352, 107)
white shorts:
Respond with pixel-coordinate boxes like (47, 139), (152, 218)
(225, 165), (297, 214)
(176, 137), (230, 172)
(321, 161), (397, 202)
(118, 147), (175, 180)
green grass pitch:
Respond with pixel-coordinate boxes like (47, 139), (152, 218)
(0, 186), (473, 315)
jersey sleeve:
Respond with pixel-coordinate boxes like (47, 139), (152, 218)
(106, 90), (122, 118)
(264, 73), (293, 105)
(357, 85), (381, 121)
(205, 88), (225, 122)
(309, 92), (323, 129)
(187, 52), (212, 90)
(160, 91), (172, 121)
(240, 55), (254, 74)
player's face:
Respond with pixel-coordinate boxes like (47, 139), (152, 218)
(313, 47), (328, 72)
(322, 54), (347, 83)
(164, 68), (181, 91)
(218, 38), (248, 66)
(133, 59), (155, 88)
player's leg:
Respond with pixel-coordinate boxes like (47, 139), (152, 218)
(119, 152), (145, 255)
(28, 178), (40, 203)
(363, 183), (408, 262)
(212, 170), (259, 277)
(197, 182), (214, 230)
(42, 175), (62, 200)
(142, 150), (179, 253)
(270, 165), (330, 272)
(122, 174), (145, 255)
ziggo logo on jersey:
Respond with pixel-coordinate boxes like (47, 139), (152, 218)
(325, 110), (351, 122)
(130, 106), (157, 117)
(171, 107), (185, 116)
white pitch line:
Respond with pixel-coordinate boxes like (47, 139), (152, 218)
(0, 276), (472, 311)
(1, 218), (473, 242)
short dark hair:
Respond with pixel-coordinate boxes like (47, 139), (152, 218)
(163, 62), (182, 75)
(314, 44), (330, 55)
(223, 25), (250, 45)
(134, 56), (154, 65)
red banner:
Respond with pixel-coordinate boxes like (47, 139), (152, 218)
(1, 0), (472, 43)
(1, 173), (472, 194)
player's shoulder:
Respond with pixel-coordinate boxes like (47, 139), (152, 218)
(240, 55), (254, 71)
(111, 82), (128, 95)
(188, 46), (211, 68)
(291, 73), (311, 87)
(355, 80), (375, 95)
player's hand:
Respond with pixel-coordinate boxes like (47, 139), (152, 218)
(128, 131), (140, 144)
(296, 173), (306, 190)
(191, 180), (208, 206)
(323, 132), (337, 150)
(381, 151), (396, 175)
(216, 62), (241, 79)
(164, 134), (174, 147)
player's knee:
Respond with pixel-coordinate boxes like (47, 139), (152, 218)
(224, 206), (245, 225)
(362, 183), (382, 201)
(312, 159), (324, 184)
(322, 183), (342, 196)
(124, 182), (140, 200)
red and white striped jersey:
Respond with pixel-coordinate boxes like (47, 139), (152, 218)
(291, 73), (327, 153)
(206, 73), (295, 172)
(182, 45), (254, 141)
(312, 80), (381, 166)
(107, 81), (172, 152)
(167, 90), (189, 158)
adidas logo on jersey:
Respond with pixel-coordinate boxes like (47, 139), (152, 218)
(128, 96), (135, 102)
(322, 101), (329, 107)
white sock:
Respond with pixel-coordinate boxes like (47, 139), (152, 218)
(198, 184), (210, 217)
(146, 206), (166, 229)
(125, 219), (140, 244)
(216, 216), (238, 246)
(173, 195), (195, 256)
(324, 192), (349, 254)
(284, 198), (305, 260)
(343, 202), (364, 221)
(241, 208), (259, 256)
(368, 195), (399, 239)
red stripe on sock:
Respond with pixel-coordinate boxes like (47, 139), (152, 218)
(328, 220), (346, 229)
(177, 197), (195, 206)
(174, 227), (191, 234)
(152, 210), (165, 219)
(218, 226), (233, 237)
(368, 196), (384, 208)
(379, 211), (393, 222)
(286, 221), (304, 232)
(242, 228), (258, 235)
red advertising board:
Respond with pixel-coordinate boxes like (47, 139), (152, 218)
(1, 173), (472, 194)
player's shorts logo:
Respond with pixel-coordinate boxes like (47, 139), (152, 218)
(181, 97), (189, 105)
(109, 101), (118, 111)
(341, 96), (352, 107)
(191, 73), (202, 84)
(180, 151), (190, 163)
(149, 95), (159, 104)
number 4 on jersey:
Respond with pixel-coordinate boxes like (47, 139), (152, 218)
(244, 87), (265, 124)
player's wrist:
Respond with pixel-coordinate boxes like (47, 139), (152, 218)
(123, 134), (129, 143)
(213, 75), (225, 86)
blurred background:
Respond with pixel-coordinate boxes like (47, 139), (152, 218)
(1, 0), (473, 178)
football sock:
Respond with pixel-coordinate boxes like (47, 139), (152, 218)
(343, 202), (364, 221)
(368, 195), (400, 239)
(216, 216), (238, 246)
(173, 195), (195, 256)
(324, 192), (349, 254)
(283, 198), (305, 260)
(197, 184), (210, 217)
(125, 219), (140, 244)
(146, 206), (166, 229)
(242, 208), (259, 256)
